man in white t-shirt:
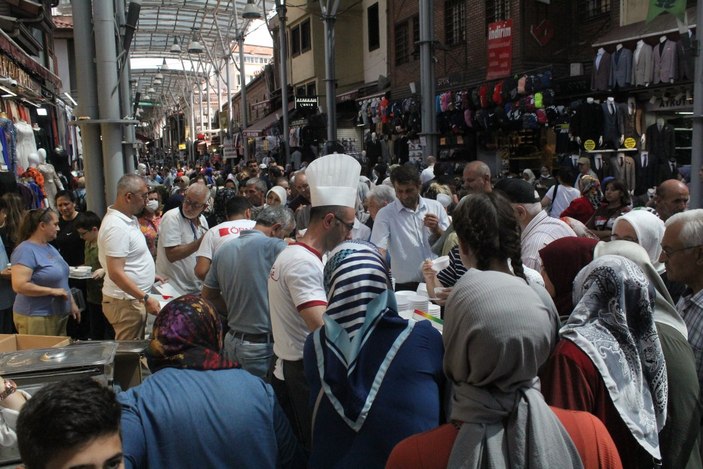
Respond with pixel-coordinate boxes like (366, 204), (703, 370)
(541, 167), (581, 218)
(155, 183), (209, 294)
(194, 196), (254, 280)
(98, 174), (160, 340)
(268, 153), (360, 450)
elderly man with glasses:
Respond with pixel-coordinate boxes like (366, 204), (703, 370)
(98, 174), (161, 340)
(155, 183), (210, 295)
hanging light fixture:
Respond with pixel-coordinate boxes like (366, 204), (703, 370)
(187, 30), (204, 54)
(147, 86), (156, 94)
(170, 37), (181, 53)
(161, 58), (169, 71)
(154, 67), (164, 81)
(153, 78), (163, 86)
(242, 0), (262, 19)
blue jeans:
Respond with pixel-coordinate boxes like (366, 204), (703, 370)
(223, 331), (274, 381)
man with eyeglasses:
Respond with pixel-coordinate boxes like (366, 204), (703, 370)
(155, 183), (210, 295)
(268, 154), (360, 450)
(98, 174), (161, 340)
(661, 209), (703, 388)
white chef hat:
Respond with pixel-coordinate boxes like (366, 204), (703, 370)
(306, 154), (361, 208)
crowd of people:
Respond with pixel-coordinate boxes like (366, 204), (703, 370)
(0, 150), (701, 468)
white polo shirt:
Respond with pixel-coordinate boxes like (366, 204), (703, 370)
(98, 206), (155, 300)
(521, 210), (576, 271)
(155, 207), (208, 295)
(196, 219), (256, 260)
(268, 243), (327, 363)
(370, 197), (450, 283)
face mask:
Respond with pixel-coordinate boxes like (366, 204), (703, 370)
(146, 200), (159, 212)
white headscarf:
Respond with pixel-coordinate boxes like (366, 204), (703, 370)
(612, 209), (665, 272)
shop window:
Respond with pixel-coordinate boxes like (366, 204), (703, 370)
(486, 0), (510, 24)
(577, 0), (611, 19)
(368, 3), (380, 51)
(296, 85), (306, 97)
(291, 25), (301, 57)
(445, 0), (467, 46)
(300, 19), (311, 52)
(306, 82), (316, 97)
(395, 21), (409, 65)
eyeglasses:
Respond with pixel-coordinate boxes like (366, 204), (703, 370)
(183, 198), (206, 210)
(334, 214), (355, 232)
(660, 244), (703, 257)
(129, 191), (148, 200)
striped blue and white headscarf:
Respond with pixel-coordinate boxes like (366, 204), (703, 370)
(313, 240), (415, 431)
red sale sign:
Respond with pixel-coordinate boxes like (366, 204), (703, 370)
(486, 19), (513, 80)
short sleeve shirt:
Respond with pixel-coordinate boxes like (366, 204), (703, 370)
(155, 208), (208, 295)
(268, 243), (327, 361)
(196, 219), (256, 260)
(11, 241), (70, 316)
(98, 206), (156, 300)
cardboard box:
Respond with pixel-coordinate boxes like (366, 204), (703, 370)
(0, 334), (70, 353)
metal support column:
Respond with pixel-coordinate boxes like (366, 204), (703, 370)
(116, 0), (135, 173)
(226, 54), (232, 139)
(276, 0), (290, 165)
(189, 91), (196, 164)
(690, 0), (703, 208)
(419, 0), (437, 159)
(238, 33), (250, 161)
(71, 0), (105, 215)
(94, 0), (125, 205)
(321, 0), (341, 153)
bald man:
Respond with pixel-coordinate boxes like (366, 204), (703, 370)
(462, 161), (493, 194)
(656, 179), (690, 222)
(156, 183), (210, 294)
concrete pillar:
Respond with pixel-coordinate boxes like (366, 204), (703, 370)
(72, 0), (106, 215)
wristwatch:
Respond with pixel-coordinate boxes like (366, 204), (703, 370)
(142, 293), (150, 303)
(0, 379), (17, 401)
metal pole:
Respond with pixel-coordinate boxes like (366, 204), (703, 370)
(277, 0), (291, 165)
(321, 0), (341, 152)
(419, 0), (437, 159)
(190, 91), (196, 164)
(72, 0), (106, 215)
(206, 71), (211, 133)
(226, 53), (232, 139)
(116, 0), (135, 173)
(690, 0), (703, 208)
(216, 62), (222, 138)
(94, 0), (124, 204)
(198, 76), (204, 135)
(238, 33), (250, 161)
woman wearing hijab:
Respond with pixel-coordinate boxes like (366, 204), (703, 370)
(611, 208), (687, 304)
(266, 186), (288, 207)
(539, 237), (599, 318)
(541, 256), (669, 469)
(594, 241), (701, 469)
(388, 269), (621, 469)
(303, 241), (444, 469)
(118, 295), (304, 468)
(560, 175), (602, 225)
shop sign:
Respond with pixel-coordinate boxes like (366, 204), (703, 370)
(0, 55), (40, 94)
(486, 19), (513, 80)
(223, 137), (236, 159)
(645, 96), (692, 112)
(178, 143), (186, 150)
(295, 96), (318, 111)
(583, 139), (596, 151)
(624, 137), (637, 149)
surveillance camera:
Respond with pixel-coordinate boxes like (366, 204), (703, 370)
(0, 78), (17, 87)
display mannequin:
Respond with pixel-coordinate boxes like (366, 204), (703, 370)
(571, 97), (604, 149)
(617, 97), (645, 147)
(591, 153), (610, 181)
(634, 150), (657, 197)
(32, 122), (49, 152)
(24, 152), (48, 206)
(632, 40), (653, 87)
(610, 43), (633, 89)
(365, 132), (382, 176)
(608, 152), (635, 193)
(591, 47), (612, 91)
(677, 29), (695, 81)
(36, 148), (64, 209)
(645, 117), (675, 183)
(601, 97), (623, 150)
(652, 35), (678, 84)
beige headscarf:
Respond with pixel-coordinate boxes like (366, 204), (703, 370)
(612, 209), (666, 272)
(443, 269), (582, 469)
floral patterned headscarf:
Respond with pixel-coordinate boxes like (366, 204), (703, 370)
(146, 295), (237, 373)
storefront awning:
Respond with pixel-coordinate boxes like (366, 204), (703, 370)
(242, 110), (281, 137)
(592, 7), (696, 47)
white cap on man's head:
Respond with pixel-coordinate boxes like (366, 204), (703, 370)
(306, 154), (361, 208)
